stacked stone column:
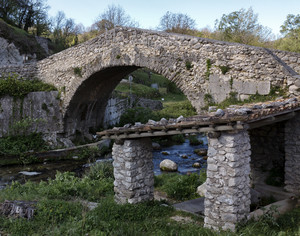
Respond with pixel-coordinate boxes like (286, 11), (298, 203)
(112, 138), (154, 204)
(285, 113), (300, 195)
(204, 130), (251, 231)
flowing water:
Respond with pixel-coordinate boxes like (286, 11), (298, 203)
(0, 135), (208, 190)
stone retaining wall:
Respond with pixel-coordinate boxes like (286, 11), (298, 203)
(0, 91), (63, 138)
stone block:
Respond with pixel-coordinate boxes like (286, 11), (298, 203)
(257, 81), (270, 95)
(242, 81), (257, 94)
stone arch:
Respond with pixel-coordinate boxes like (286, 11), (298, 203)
(63, 63), (193, 137)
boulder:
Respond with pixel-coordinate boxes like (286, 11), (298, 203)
(197, 182), (207, 197)
(194, 149), (208, 156)
(161, 151), (170, 155)
(160, 159), (178, 172)
(181, 154), (188, 159)
(192, 162), (201, 168)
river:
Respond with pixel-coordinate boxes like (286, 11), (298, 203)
(0, 135), (208, 190)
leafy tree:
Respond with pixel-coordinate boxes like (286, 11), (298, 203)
(95, 4), (138, 32)
(275, 14), (300, 53)
(158, 11), (196, 34)
(280, 14), (300, 37)
(215, 7), (272, 46)
(0, 0), (50, 36)
(0, 0), (19, 25)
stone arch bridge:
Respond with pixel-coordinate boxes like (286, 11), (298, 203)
(1, 27), (300, 136)
(1, 27), (300, 231)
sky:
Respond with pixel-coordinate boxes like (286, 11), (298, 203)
(47, 0), (300, 37)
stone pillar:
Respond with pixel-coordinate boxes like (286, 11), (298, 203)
(112, 138), (154, 204)
(285, 113), (300, 195)
(204, 130), (251, 231)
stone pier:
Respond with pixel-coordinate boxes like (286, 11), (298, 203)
(112, 138), (154, 204)
(204, 130), (251, 231)
(285, 113), (300, 195)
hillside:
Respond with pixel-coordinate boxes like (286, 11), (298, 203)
(0, 19), (52, 65)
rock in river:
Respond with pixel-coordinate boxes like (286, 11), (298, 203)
(160, 159), (178, 172)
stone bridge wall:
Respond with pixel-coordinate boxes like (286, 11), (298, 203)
(1, 27), (300, 136)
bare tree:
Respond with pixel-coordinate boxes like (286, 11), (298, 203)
(158, 11), (196, 34)
(95, 4), (138, 32)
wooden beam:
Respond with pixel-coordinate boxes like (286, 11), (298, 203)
(248, 112), (295, 129)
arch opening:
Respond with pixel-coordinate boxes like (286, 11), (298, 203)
(64, 66), (197, 140)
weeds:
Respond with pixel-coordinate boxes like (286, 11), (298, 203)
(73, 67), (82, 77)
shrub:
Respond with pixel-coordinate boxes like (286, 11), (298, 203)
(0, 132), (48, 156)
(119, 107), (159, 126)
(188, 135), (203, 145)
(0, 74), (57, 98)
(85, 161), (114, 180)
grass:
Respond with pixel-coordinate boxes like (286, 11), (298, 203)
(154, 171), (206, 201)
(115, 68), (197, 124)
(156, 100), (197, 119)
(115, 82), (160, 99)
(0, 162), (300, 235)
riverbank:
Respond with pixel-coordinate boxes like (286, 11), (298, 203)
(1, 161), (300, 235)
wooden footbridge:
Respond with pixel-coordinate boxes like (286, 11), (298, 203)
(97, 97), (300, 140)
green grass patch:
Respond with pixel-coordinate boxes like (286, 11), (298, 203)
(0, 74), (57, 98)
(115, 82), (160, 99)
(156, 100), (197, 119)
(154, 171), (206, 201)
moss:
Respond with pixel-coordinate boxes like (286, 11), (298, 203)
(116, 54), (121, 59)
(204, 93), (213, 104)
(230, 77), (234, 89)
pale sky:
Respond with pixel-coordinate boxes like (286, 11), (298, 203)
(47, 0), (300, 37)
